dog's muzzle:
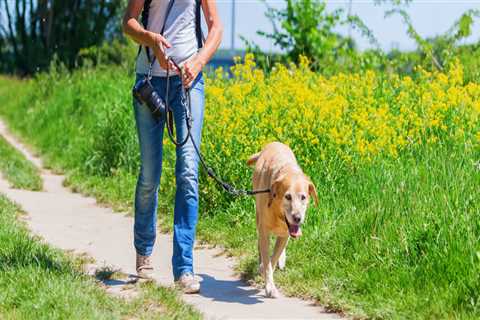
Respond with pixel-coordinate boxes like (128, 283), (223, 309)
(285, 216), (302, 238)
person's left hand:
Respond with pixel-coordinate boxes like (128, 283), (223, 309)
(182, 54), (205, 88)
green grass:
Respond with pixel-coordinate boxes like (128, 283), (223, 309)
(0, 194), (200, 320)
(0, 68), (479, 319)
(0, 134), (42, 190)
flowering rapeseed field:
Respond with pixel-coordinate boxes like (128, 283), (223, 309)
(204, 54), (479, 166)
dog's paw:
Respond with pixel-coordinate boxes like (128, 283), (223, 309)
(278, 250), (286, 270)
(265, 282), (280, 298)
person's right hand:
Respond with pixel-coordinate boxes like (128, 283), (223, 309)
(151, 33), (178, 72)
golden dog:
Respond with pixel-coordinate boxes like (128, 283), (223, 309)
(247, 142), (318, 298)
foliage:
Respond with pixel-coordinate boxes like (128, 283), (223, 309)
(247, 0), (480, 79)
(385, 8), (480, 72)
(244, 0), (396, 74)
(1, 55), (479, 317)
(258, 0), (351, 71)
(77, 38), (138, 69)
(246, 0), (369, 73)
(0, 0), (123, 75)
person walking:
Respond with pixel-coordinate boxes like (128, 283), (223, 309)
(122, 0), (223, 293)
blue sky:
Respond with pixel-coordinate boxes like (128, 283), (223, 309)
(1, 1), (478, 53)
(216, 1), (480, 52)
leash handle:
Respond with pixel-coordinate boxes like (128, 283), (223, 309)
(165, 57), (190, 147)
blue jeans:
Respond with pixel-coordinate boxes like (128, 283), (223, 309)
(133, 72), (204, 280)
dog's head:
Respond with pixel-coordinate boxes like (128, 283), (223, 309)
(268, 171), (318, 238)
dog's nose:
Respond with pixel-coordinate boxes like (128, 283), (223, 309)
(293, 215), (301, 224)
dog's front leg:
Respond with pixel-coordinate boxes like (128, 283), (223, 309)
(259, 230), (279, 298)
(271, 236), (288, 271)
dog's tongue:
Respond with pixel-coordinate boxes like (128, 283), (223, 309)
(288, 224), (302, 238)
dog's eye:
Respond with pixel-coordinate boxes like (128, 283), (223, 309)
(301, 194), (306, 201)
(285, 194), (292, 201)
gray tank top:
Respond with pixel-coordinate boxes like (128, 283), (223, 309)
(136, 0), (199, 77)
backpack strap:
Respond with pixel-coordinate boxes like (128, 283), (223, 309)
(141, 0), (152, 33)
(136, 0), (152, 58)
(195, 0), (204, 49)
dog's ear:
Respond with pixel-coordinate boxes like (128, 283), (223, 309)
(308, 181), (318, 207)
(268, 175), (284, 207)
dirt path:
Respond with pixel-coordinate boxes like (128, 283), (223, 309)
(0, 119), (340, 320)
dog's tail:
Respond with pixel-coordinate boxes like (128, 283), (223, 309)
(246, 152), (261, 167)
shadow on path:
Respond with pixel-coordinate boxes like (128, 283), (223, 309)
(197, 273), (264, 305)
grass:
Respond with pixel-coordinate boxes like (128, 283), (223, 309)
(0, 194), (201, 320)
(0, 61), (479, 319)
(0, 134), (42, 190)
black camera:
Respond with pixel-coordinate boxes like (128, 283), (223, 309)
(132, 77), (166, 120)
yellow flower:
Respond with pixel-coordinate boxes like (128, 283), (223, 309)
(203, 55), (479, 169)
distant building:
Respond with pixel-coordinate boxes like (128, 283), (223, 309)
(206, 49), (244, 74)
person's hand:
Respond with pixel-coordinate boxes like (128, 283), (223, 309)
(151, 33), (178, 72)
(182, 54), (205, 88)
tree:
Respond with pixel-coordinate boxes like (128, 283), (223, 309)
(244, 0), (378, 73)
(257, 0), (350, 71)
(0, 0), (123, 75)
(386, 8), (480, 71)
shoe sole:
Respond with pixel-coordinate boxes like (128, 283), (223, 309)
(136, 271), (154, 280)
(175, 282), (200, 294)
(183, 287), (200, 294)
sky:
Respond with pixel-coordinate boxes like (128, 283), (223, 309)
(215, 0), (480, 52)
(1, 1), (479, 53)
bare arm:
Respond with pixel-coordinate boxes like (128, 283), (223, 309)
(183, 0), (223, 86)
(122, 0), (175, 70)
(197, 0), (224, 67)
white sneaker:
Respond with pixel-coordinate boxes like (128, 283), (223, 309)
(136, 254), (154, 279)
(176, 273), (200, 294)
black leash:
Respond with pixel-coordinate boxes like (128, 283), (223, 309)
(163, 58), (271, 197)
(139, 0), (269, 197)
